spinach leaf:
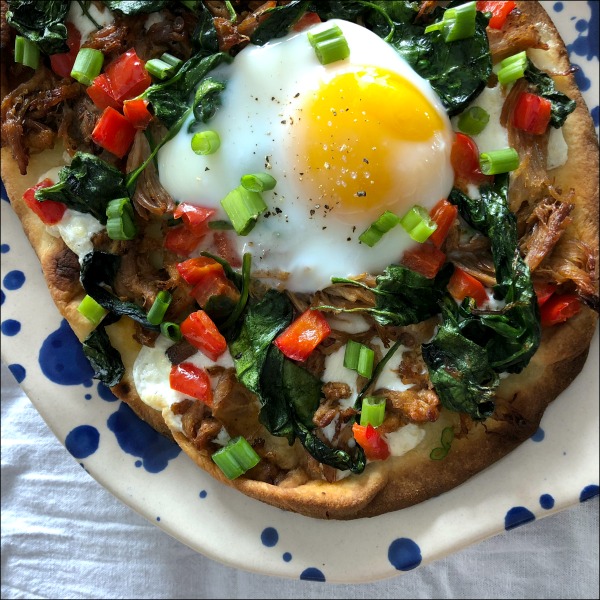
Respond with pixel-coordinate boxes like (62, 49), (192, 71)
(422, 297), (498, 420)
(143, 52), (230, 129)
(230, 290), (365, 473)
(190, 77), (226, 128)
(80, 252), (160, 331)
(295, 421), (366, 474)
(82, 325), (125, 387)
(188, 1), (220, 54)
(35, 153), (128, 225)
(102, 1), (168, 14)
(525, 63), (577, 128)
(448, 176), (541, 373)
(250, 0), (312, 45)
(326, 263), (452, 327)
(6, 0), (69, 54)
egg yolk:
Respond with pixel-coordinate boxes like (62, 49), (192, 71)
(293, 66), (446, 221)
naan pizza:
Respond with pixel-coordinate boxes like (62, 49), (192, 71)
(1, 0), (598, 519)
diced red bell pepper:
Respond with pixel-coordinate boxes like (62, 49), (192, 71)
(274, 309), (331, 362)
(50, 22), (81, 79)
(23, 178), (66, 225)
(477, 1), (517, 30)
(451, 133), (494, 188)
(447, 267), (488, 307)
(401, 243), (447, 279)
(428, 198), (458, 248)
(534, 282), (557, 307)
(91, 106), (136, 158)
(180, 310), (228, 361)
(164, 225), (204, 257)
(173, 203), (215, 235)
(104, 48), (151, 103)
(512, 92), (552, 136)
(123, 98), (153, 130)
(540, 293), (581, 327)
(177, 256), (224, 286)
(352, 423), (390, 461)
(292, 11), (322, 31)
(87, 73), (121, 111)
(169, 362), (213, 406)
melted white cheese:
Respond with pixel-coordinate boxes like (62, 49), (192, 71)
(132, 335), (234, 432)
(371, 338), (414, 392)
(327, 314), (371, 334)
(48, 209), (103, 262)
(322, 346), (359, 409)
(547, 126), (569, 170)
(452, 85), (509, 153)
(385, 423), (426, 457)
(68, 1), (114, 43)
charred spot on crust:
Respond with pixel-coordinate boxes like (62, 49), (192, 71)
(48, 246), (80, 292)
(113, 381), (131, 397)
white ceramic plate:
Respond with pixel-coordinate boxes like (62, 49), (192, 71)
(1, 0), (598, 584)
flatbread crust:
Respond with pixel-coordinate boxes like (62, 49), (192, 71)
(1, 1), (598, 520)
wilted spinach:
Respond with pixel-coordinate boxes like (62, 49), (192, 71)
(6, 0), (69, 54)
(250, 0), (312, 45)
(230, 290), (365, 473)
(35, 153), (128, 224)
(101, 1), (168, 14)
(525, 63), (577, 128)
(80, 252), (160, 331)
(323, 263), (452, 327)
(82, 324), (125, 387)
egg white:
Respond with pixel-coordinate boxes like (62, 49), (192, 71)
(158, 19), (454, 292)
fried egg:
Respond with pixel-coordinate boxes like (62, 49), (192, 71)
(158, 19), (454, 292)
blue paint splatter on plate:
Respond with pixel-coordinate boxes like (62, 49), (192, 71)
(283, 552), (292, 562)
(8, 363), (26, 383)
(1, 319), (21, 336)
(505, 506), (536, 530)
(98, 382), (118, 402)
(199, 490), (207, 499)
(540, 494), (555, 510)
(3, 270), (25, 290)
(107, 402), (180, 473)
(299, 567), (326, 582)
(39, 320), (94, 385)
(388, 538), (422, 571)
(261, 527), (279, 547)
(531, 427), (545, 442)
(580, 485), (599, 502)
(65, 425), (100, 459)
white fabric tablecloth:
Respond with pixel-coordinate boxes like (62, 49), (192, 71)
(1, 360), (598, 599)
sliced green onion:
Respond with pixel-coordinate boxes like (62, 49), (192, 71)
(343, 339), (362, 370)
(212, 436), (260, 480)
(400, 205), (437, 243)
(159, 52), (183, 69)
(145, 52), (182, 80)
(344, 341), (375, 378)
(430, 426), (455, 460)
(441, 1), (477, 42)
(77, 294), (108, 326)
(497, 51), (528, 85)
(240, 172), (277, 192)
(70, 48), (104, 86)
(358, 210), (399, 247)
(307, 24), (350, 65)
(14, 35), (40, 70)
(208, 220), (234, 230)
(191, 130), (221, 155)
(360, 396), (386, 427)
(479, 147), (520, 175)
(221, 186), (267, 236)
(457, 106), (490, 135)
(425, 2), (476, 42)
(106, 197), (137, 240)
(147, 290), (172, 325)
(160, 321), (182, 342)
(356, 345), (375, 378)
